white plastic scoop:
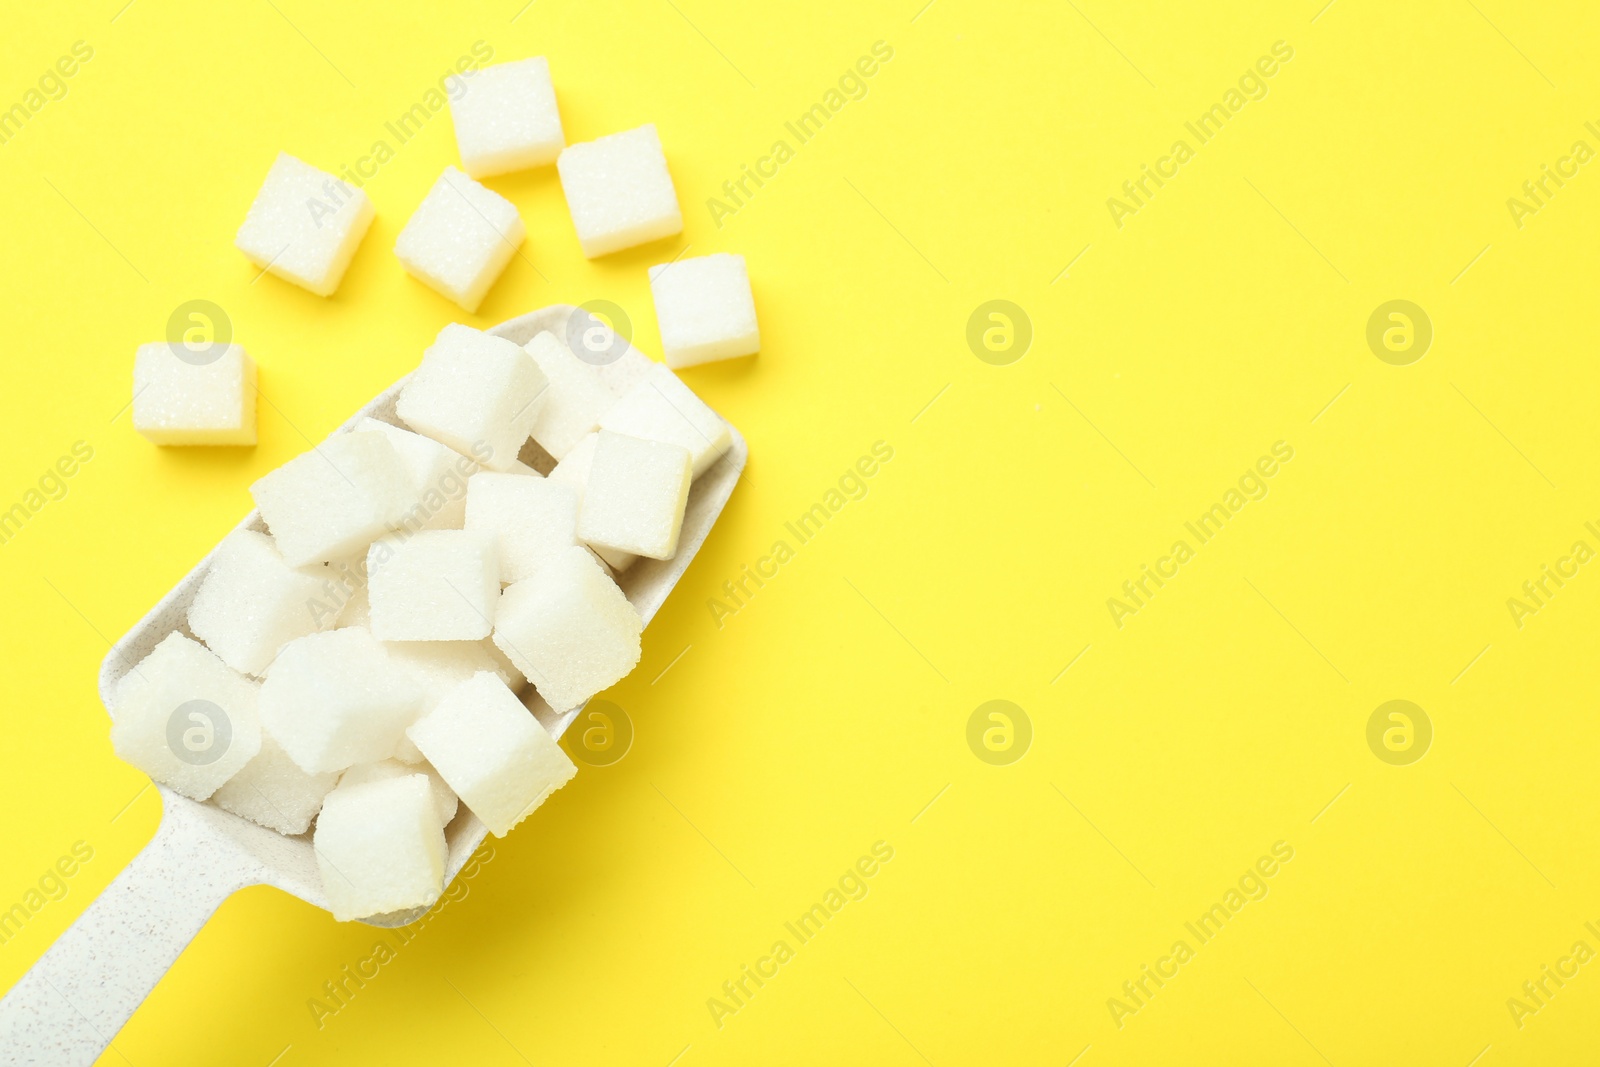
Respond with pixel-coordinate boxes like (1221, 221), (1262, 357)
(0, 305), (746, 1066)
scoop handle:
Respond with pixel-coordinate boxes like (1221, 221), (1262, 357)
(0, 809), (253, 1066)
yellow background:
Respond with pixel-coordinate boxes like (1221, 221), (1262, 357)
(3, 0), (1599, 1063)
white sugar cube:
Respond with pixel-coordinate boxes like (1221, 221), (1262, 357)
(598, 363), (731, 476)
(556, 125), (682, 257)
(314, 774), (445, 921)
(493, 545), (641, 711)
(110, 633), (263, 801)
(397, 324), (549, 472)
(258, 628), (423, 774)
(355, 418), (479, 531)
(407, 672), (576, 836)
(385, 639), (511, 709)
(464, 472), (579, 584)
(395, 167), (524, 312)
(523, 331), (617, 459)
(250, 430), (415, 567)
(235, 153), (374, 296)
(385, 636), (515, 764)
(211, 735), (339, 836)
(368, 530), (499, 641)
(450, 57), (564, 178)
(577, 431), (691, 560)
(549, 433), (637, 571)
(339, 759), (458, 827)
(650, 253), (760, 369)
(188, 529), (333, 676)
(132, 343), (257, 446)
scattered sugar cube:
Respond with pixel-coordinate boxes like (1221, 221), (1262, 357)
(450, 57), (564, 178)
(523, 331), (617, 459)
(132, 343), (257, 446)
(258, 628), (423, 774)
(211, 735), (339, 836)
(235, 153), (374, 296)
(549, 433), (637, 571)
(355, 418), (479, 531)
(598, 363), (731, 476)
(650, 253), (760, 369)
(187, 529), (333, 676)
(396, 324), (549, 472)
(394, 167), (524, 312)
(577, 431), (691, 560)
(556, 125), (682, 257)
(493, 545), (641, 711)
(314, 774), (445, 921)
(110, 633), (263, 801)
(339, 759), (458, 827)
(407, 672), (576, 836)
(368, 530), (499, 641)
(464, 472), (579, 584)
(251, 430), (415, 567)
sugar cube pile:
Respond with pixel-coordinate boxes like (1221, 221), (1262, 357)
(112, 317), (733, 921)
(118, 50), (758, 921)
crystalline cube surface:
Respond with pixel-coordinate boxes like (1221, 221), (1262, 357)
(314, 774), (445, 922)
(649, 253), (760, 369)
(338, 759), (459, 826)
(394, 167), (524, 312)
(556, 125), (682, 257)
(110, 633), (263, 801)
(577, 431), (691, 560)
(598, 364), (731, 477)
(250, 430), (415, 567)
(368, 530), (499, 641)
(258, 628), (423, 774)
(407, 672), (577, 836)
(396, 324), (548, 472)
(235, 153), (374, 296)
(523, 331), (616, 460)
(355, 417), (478, 531)
(211, 735), (339, 836)
(132, 343), (257, 446)
(450, 57), (564, 177)
(187, 529), (332, 676)
(384, 639), (510, 708)
(548, 432), (638, 571)
(464, 471), (579, 584)
(492, 545), (641, 711)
